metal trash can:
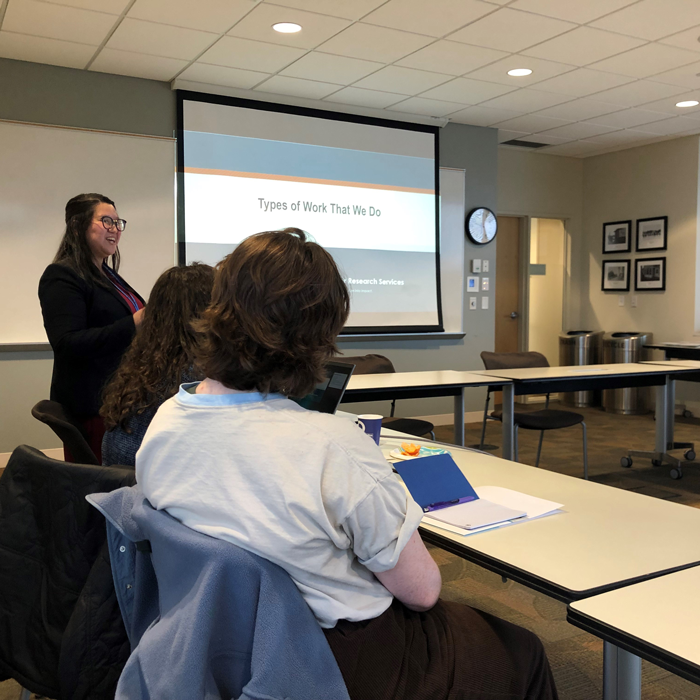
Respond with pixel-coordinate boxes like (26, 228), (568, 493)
(559, 330), (604, 407)
(602, 332), (653, 414)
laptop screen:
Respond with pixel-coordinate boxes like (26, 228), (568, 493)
(292, 361), (355, 414)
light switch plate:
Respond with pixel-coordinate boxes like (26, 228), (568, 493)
(481, 296), (489, 310)
(469, 297), (477, 310)
(482, 260), (490, 273)
(482, 277), (490, 291)
(631, 295), (637, 308)
(471, 259), (482, 273)
(618, 295), (625, 306)
(467, 276), (479, 291)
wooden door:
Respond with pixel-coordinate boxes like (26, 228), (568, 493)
(495, 216), (521, 353)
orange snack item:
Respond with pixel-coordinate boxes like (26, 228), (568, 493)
(400, 442), (421, 456)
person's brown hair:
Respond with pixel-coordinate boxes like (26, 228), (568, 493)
(195, 228), (349, 397)
(54, 193), (120, 286)
(101, 263), (215, 430)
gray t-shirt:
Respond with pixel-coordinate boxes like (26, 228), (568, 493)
(135, 384), (423, 628)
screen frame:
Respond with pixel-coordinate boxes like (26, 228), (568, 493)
(176, 89), (443, 335)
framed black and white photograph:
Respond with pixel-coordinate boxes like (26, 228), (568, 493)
(635, 257), (666, 291)
(602, 259), (630, 292)
(636, 216), (667, 252)
(602, 220), (631, 253)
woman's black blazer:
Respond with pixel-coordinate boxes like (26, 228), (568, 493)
(38, 262), (145, 418)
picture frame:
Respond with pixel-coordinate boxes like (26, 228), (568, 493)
(635, 257), (666, 291)
(601, 259), (630, 292)
(636, 216), (667, 252)
(602, 220), (631, 254)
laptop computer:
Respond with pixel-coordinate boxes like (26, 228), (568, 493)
(292, 361), (355, 414)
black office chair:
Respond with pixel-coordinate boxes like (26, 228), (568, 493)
(335, 354), (436, 439)
(31, 399), (99, 465)
(479, 351), (588, 479)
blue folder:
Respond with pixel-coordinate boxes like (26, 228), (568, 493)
(394, 453), (478, 513)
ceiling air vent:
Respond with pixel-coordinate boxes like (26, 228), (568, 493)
(501, 139), (549, 149)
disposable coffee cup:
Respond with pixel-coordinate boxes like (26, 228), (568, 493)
(355, 414), (383, 445)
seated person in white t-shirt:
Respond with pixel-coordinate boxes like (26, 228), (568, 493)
(136, 228), (559, 700)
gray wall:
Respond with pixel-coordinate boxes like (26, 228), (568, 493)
(0, 59), (499, 452)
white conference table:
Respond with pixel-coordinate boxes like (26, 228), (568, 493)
(380, 436), (700, 700)
(342, 370), (512, 446)
(474, 363), (700, 461)
(568, 567), (700, 700)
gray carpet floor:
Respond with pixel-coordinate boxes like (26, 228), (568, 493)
(2, 403), (700, 699)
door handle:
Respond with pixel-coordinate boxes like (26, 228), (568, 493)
(510, 312), (519, 319)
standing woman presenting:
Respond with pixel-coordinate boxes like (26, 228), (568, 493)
(39, 193), (145, 462)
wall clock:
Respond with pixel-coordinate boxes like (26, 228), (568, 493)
(466, 207), (497, 245)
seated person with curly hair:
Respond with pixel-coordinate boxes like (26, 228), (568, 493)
(100, 263), (214, 466)
(135, 229), (559, 700)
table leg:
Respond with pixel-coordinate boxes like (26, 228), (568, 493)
(453, 389), (465, 446)
(655, 380), (669, 455)
(603, 642), (642, 700)
(502, 384), (515, 460)
(667, 379), (676, 451)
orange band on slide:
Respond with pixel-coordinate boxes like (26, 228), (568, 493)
(184, 167), (435, 195)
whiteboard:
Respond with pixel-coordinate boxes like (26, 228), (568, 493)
(0, 120), (176, 344)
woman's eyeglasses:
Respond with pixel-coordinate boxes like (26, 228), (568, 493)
(98, 216), (127, 232)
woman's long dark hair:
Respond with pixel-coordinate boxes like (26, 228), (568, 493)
(53, 193), (120, 285)
(100, 263), (215, 431)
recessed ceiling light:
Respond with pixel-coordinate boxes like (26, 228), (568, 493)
(273, 22), (302, 33)
(507, 68), (532, 77)
(676, 100), (699, 108)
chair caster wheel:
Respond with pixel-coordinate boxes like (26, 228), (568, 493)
(684, 450), (696, 461)
(683, 410), (693, 418)
(620, 457), (633, 468)
(670, 468), (683, 480)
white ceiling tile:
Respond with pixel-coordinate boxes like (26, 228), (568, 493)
(128, 0), (256, 34)
(658, 24), (700, 53)
(587, 108), (675, 129)
(388, 96), (468, 116)
(479, 87), (573, 111)
(325, 87), (406, 109)
(649, 60), (700, 89)
(177, 62), (269, 89)
(316, 23), (433, 63)
(353, 65), (451, 94)
(200, 36), (306, 73)
(465, 55), (576, 87)
(498, 129), (531, 142)
(419, 77), (515, 103)
(447, 105), (524, 126)
(40, 0), (130, 14)
(0, 30), (94, 68)
(535, 98), (626, 121)
(638, 95), (700, 117)
(495, 114), (571, 133)
(323, 86), (409, 108)
(508, 0), (638, 24)
(227, 3), (351, 49)
(268, 0), (387, 20)
(447, 8), (575, 53)
(539, 141), (597, 156)
(107, 18), (217, 61)
(3, 0), (116, 46)
(255, 75), (341, 99)
(633, 116), (700, 135)
(362, 0), (494, 38)
(281, 52), (384, 83)
(589, 44), (700, 79)
(591, 80), (688, 107)
(582, 129), (664, 146)
(523, 27), (645, 66)
(517, 133), (572, 145)
(539, 122), (620, 139)
(90, 48), (187, 80)
(533, 68), (634, 97)
(591, 0), (700, 42)
(396, 40), (508, 75)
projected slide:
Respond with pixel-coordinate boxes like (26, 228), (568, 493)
(180, 96), (441, 332)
